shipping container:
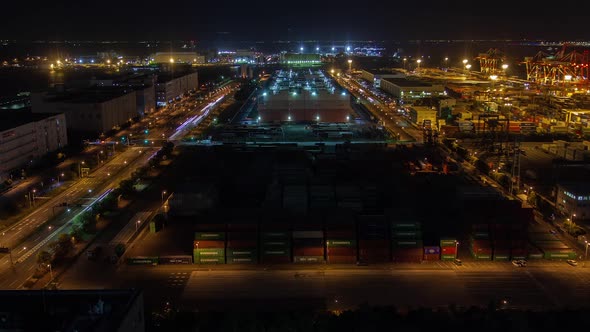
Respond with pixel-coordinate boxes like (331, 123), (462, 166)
(159, 255), (192, 265)
(227, 249), (257, 256)
(534, 241), (570, 250)
(326, 239), (356, 247)
(227, 232), (258, 240)
(542, 250), (577, 260)
(527, 245), (544, 259)
(470, 252), (492, 260)
(392, 231), (423, 239)
(226, 223), (258, 231)
(441, 247), (457, 255)
(261, 255), (291, 263)
(424, 246), (440, 255)
(194, 223), (226, 231)
(326, 230), (355, 238)
(510, 248), (528, 260)
(392, 240), (423, 247)
(126, 256), (159, 265)
(194, 240), (225, 249)
(392, 248), (423, 262)
(195, 257), (226, 264)
(327, 247), (357, 256)
(391, 222), (422, 230)
(262, 249), (290, 256)
(326, 255), (357, 264)
(292, 231), (324, 239)
(440, 238), (457, 247)
(227, 240), (258, 248)
(227, 256), (258, 264)
(195, 232), (225, 240)
(261, 231), (291, 239)
(441, 254), (456, 261)
(293, 238), (324, 248)
(493, 249), (510, 261)
(294, 256), (325, 263)
(293, 247), (325, 257)
(149, 221), (162, 233)
(194, 248), (225, 256)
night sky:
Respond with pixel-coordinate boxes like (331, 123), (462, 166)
(3, 1), (589, 41)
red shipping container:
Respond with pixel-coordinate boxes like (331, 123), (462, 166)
(327, 247), (357, 256)
(261, 256), (291, 264)
(471, 240), (491, 247)
(293, 247), (324, 257)
(471, 247), (492, 254)
(493, 240), (511, 247)
(227, 232), (257, 240)
(359, 239), (390, 248)
(441, 246), (457, 254)
(326, 230), (355, 238)
(359, 248), (390, 257)
(194, 240), (225, 248)
(423, 253), (440, 261)
(326, 255), (357, 264)
(226, 240), (258, 248)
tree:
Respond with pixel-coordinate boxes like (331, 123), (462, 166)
(50, 233), (74, 260)
(70, 224), (84, 242)
(37, 250), (53, 266)
(115, 243), (126, 257)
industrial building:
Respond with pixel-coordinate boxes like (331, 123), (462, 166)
(380, 77), (445, 99)
(408, 106), (438, 127)
(31, 87), (138, 135)
(258, 69), (353, 122)
(150, 52), (205, 64)
(0, 289), (145, 332)
(155, 71), (199, 106)
(280, 53), (322, 67)
(556, 183), (590, 220)
(361, 69), (406, 88)
(89, 73), (156, 116)
(0, 111), (67, 181)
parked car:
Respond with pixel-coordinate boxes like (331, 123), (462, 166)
(566, 259), (578, 266)
(454, 259), (462, 266)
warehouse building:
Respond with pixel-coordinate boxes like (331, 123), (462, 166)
(380, 77), (445, 99)
(0, 111), (67, 180)
(155, 71), (199, 106)
(32, 87), (138, 136)
(408, 106), (438, 127)
(280, 53), (322, 67)
(258, 90), (353, 123)
(556, 183), (590, 220)
(150, 52), (205, 64)
(361, 69), (406, 88)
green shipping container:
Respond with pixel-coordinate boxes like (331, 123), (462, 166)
(194, 248), (225, 256)
(392, 240), (423, 247)
(149, 221), (162, 233)
(262, 240), (291, 247)
(441, 254), (456, 261)
(326, 239), (356, 247)
(470, 250), (491, 260)
(392, 231), (422, 239)
(195, 257), (226, 264)
(227, 256), (258, 264)
(195, 232), (225, 240)
(493, 254), (510, 261)
(543, 251), (577, 260)
(440, 239), (457, 247)
(227, 249), (257, 256)
(126, 256), (159, 265)
(528, 252), (544, 259)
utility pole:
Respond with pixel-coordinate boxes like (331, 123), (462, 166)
(510, 136), (521, 195)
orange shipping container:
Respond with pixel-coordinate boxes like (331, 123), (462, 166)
(194, 240), (225, 248)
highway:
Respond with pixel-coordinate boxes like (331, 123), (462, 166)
(0, 82), (238, 289)
(333, 74), (422, 143)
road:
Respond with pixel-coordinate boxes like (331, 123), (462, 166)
(333, 74), (422, 143)
(56, 260), (590, 312)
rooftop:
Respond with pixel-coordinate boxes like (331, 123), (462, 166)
(381, 78), (436, 87)
(363, 69), (405, 76)
(0, 109), (62, 132)
(43, 86), (136, 104)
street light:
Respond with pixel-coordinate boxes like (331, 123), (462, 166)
(455, 241), (459, 258)
(347, 59), (352, 72)
(416, 59), (422, 72)
(462, 59), (468, 65)
(161, 190), (167, 204)
(47, 263), (53, 280)
(136, 220), (141, 232)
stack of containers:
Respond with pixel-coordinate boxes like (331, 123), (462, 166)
(391, 220), (423, 263)
(440, 237), (458, 261)
(194, 231), (226, 264)
(325, 213), (357, 264)
(510, 221), (528, 260)
(292, 217), (325, 263)
(423, 245), (440, 261)
(260, 225), (292, 264)
(358, 215), (390, 263)
(226, 231), (258, 264)
(529, 232), (577, 260)
(491, 223), (511, 261)
(469, 224), (492, 261)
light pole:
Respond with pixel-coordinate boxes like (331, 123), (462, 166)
(455, 240), (459, 259)
(584, 241), (589, 266)
(58, 173), (64, 186)
(416, 59), (422, 72)
(136, 220), (141, 233)
(47, 263), (53, 280)
(347, 59), (352, 73)
(196, 242), (200, 264)
(31, 189), (37, 207)
(161, 190), (167, 204)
